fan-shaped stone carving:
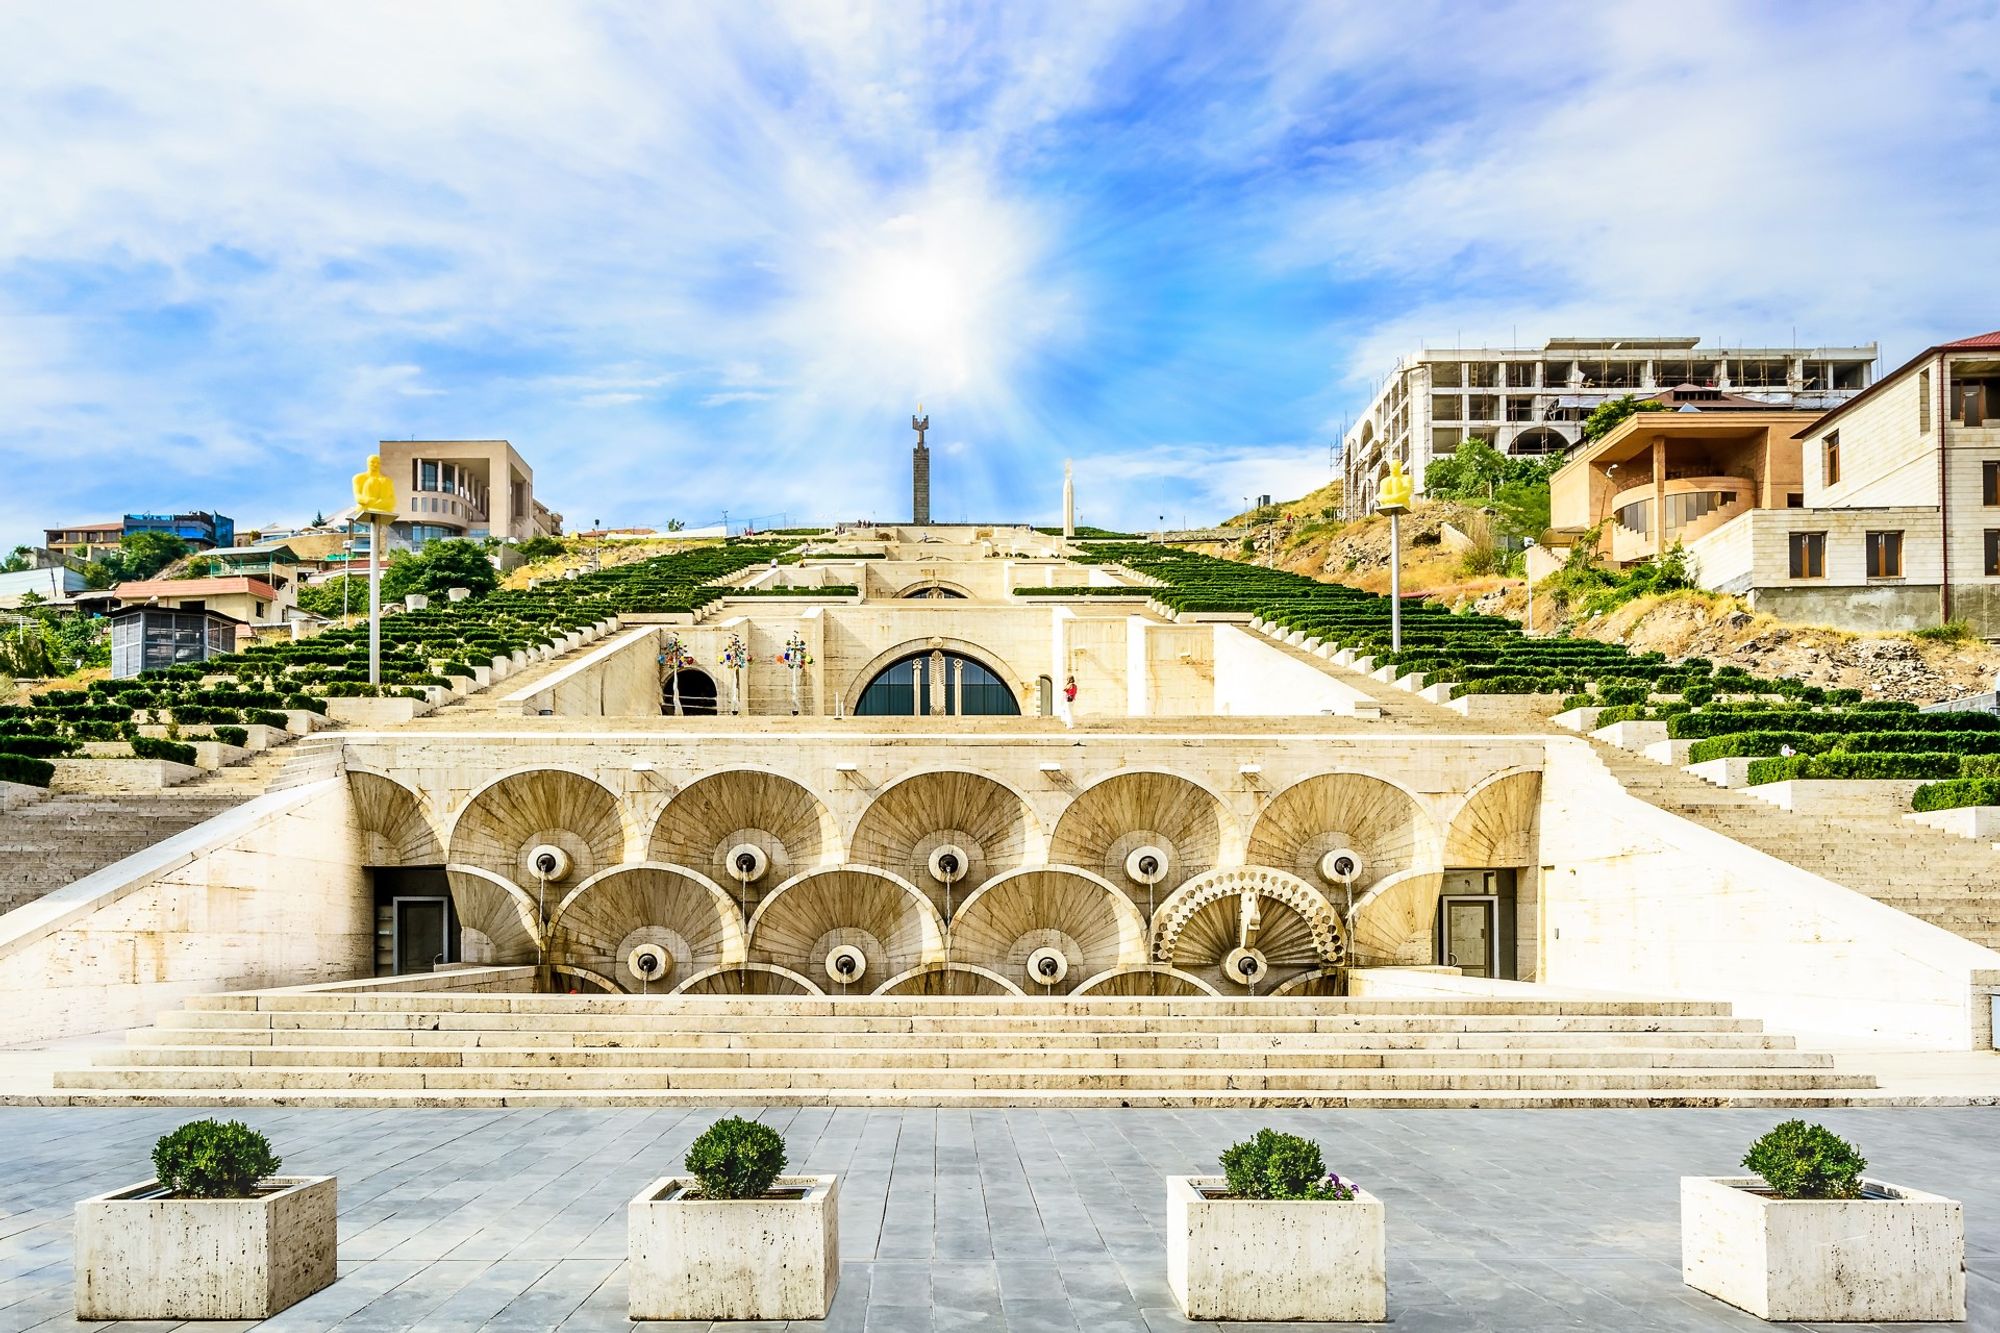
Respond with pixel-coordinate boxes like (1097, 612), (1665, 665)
(1246, 772), (1430, 895)
(449, 769), (628, 890)
(1348, 868), (1445, 966)
(675, 963), (821, 995)
(1048, 771), (1226, 911)
(746, 867), (945, 994)
(444, 864), (542, 965)
(650, 770), (840, 904)
(1150, 866), (1344, 990)
(878, 963), (1022, 996)
(1272, 967), (1344, 997)
(549, 862), (745, 993)
(350, 770), (444, 867)
(1445, 771), (1541, 867)
(1072, 965), (1219, 996)
(849, 770), (1038, 914)
(948, 868), (1146, 994)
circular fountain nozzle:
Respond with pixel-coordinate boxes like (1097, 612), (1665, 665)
(726, 842), (770, 883)
(1223, 947), (1268, 987)
(1319, 847), (1365, 885)
(526, 844), (573, 882)
(1026, 946), (1069, 986)
(627, 943), (670, 980)
(825, 944), (867, 986)
(928, 843), (970, 884)
(1124, 845), (1171, 885)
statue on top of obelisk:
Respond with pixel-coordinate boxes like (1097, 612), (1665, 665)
(911, 406), (931, 525)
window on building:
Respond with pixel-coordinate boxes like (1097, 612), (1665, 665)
(1823, 432), (1840, 486)
(1786, 493), (1804, 508)
(1431, 362), (1461, 388)
(1985, 460), (2000, 506)
(1986, 530), (2000, 577)
(1431, 395), (1461, 421)
(1865, 531), (1904, 578)
(1787, 532), (1825, 579)
(1466, 363), (1498, 388)
(1466, 394), (1498, 421)
(1920, 368), (1932, 433)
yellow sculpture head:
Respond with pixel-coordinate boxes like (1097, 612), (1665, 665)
(1376, 458), (1414, 513)
(352, 453), (397, 516)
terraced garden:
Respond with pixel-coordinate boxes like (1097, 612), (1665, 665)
(0, 542), (790, 789)
(1077, 544), (2000, 811)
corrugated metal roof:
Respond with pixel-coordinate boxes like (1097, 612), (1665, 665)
(1940, 330), (2000, 350)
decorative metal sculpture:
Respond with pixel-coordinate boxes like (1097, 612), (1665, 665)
(777, 633), (813, 716)
(718, 633), (749, 715)
(659, 634), (694, 716)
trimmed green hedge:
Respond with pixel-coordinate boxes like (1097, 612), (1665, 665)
(131, 737), (198, 766)
(1686, 732), (1835, 763)
(0, 754), (55, 787)
(1912, 778), (2000, 811)
(1669, 709), (2000, 740)
(1746, 752), (1963, 785)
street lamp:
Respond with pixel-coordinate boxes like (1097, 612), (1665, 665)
(1375, 461), (1415, 654)
(1523, 537), (1538, 636)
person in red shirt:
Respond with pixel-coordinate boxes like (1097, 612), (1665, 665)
(1063, 675), (1078, 703)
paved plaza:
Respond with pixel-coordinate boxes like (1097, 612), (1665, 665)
(0, 1106), (1996, 1331)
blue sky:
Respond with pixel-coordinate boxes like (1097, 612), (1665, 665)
(4, 1), (2000, 543)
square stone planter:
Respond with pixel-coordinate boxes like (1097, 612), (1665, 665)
(629, 1174), (838, 1321)
(1681, 1175), (1964, 1322)
(74, 1175), (337, 1320)
(1165, 1175), (1386, 1322)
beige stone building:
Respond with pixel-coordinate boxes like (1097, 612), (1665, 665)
(371, 439), (563, 548)
(1664, 330), (2000, 632)
(6, 521), (2000, 1109)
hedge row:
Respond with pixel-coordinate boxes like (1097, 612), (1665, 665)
(1746, 752), (1964, 784)
(0, 755), (55, 788)
(1913, 778), (2000, 811)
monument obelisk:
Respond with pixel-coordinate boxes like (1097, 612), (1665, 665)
(1062, 459), (1075, 539)
(911, 407), (931, 524)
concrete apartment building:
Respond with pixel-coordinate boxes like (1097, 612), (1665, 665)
(372, 439), (563, 549)
(42, 510), (235, 559)
(1340, 336), (1876, 517)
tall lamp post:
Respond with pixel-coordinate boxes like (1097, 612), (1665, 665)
(1375, 460), (1415, 654)
(351, 454), (399, 687)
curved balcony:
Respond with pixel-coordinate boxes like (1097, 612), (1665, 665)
(1607, 476), (1752, 562)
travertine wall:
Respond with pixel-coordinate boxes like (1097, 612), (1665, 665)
(0, 780), (371, 1043)
(1536, 739), (2000, 1047)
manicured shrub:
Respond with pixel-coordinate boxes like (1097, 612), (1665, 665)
(1746, 752), (1962, 785)
(0, 754), (55, 787)
(1218, 1128), (1358, 1201)
(1912, 777), (2000, 812)
(1686, 732), (1833, 764)
(152, 1119), (282, 1199)
(684, 1116), (787, 1200)
(0, 733), (81, 759)
(1741, 1120), (1865, 1199)
(131, 736), (198, 766)
(213, 726), (249, 748)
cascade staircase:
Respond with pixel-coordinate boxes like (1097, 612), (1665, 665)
(53, 992), (1876, 1108)
(1589, 745), (2000, 949)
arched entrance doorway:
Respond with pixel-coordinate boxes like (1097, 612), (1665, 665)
(902, 584), (968, 599)
(855, 652), (1021, 717)
(662, 668), (718, 716)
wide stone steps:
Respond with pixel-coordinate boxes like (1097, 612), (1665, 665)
(98, 1043), (1831, 1071)
(54, 992), (1873, 1108)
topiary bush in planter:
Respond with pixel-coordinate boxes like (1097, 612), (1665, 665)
(76, 1118), (336, 1319)
(684, 1116), (787, 1200)
(1682, 1119), (1963, 1320)
(1218, 1128), (1357, 1200)
(1741, 1120), (1865, 1199)
(152, 1118), (282, 1198)
(631, 1115), (837, 1320)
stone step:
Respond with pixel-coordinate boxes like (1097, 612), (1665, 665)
(125, 1025), (1795, 1051)
(24, 1086), (1913, 1110)
(102, 1043), (1831, 1071)
(155, 1009), (1767, 1034)
(53, 1065), (1874, 1093)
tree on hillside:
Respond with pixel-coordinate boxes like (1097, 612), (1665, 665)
(1581, 393), (1671, 444)
(380, 539), (499, 602)
(1492, 479), (1551, 545)
(1424, 437), (1560, 502)
(516, 535), (565, 561)
(1, 545), (35, 573)
(80, 531), (193, 588)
